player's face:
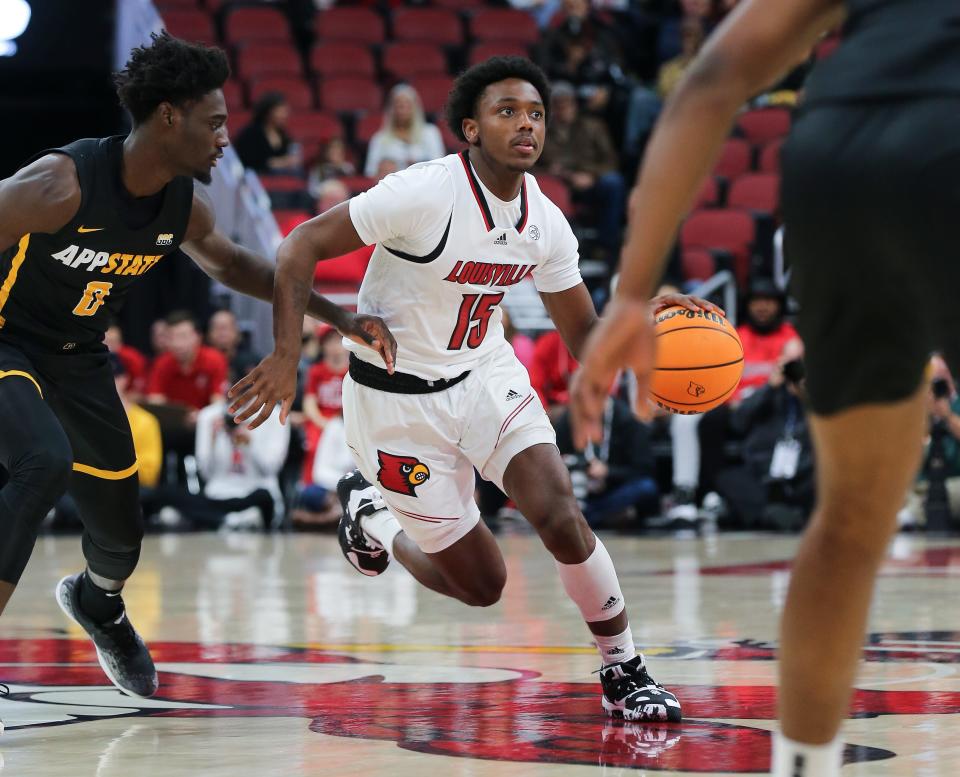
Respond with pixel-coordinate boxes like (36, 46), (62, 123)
(177, 90), (229, 185)
(471, 79), (546, 172)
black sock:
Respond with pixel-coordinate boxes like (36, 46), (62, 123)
(78, 572), (124, 623)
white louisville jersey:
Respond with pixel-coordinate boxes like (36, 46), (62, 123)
(347, 150), (582, 380)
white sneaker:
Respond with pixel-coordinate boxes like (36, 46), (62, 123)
(222, 507), (263, 531)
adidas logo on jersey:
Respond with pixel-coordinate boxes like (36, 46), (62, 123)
(505, 389), (522, 402)
(493, 232), (508, 246)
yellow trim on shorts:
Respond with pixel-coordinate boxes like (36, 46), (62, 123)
(72, 461), (140, 480)
(0, 369), (42, 398)
(0, 234), (31, 329)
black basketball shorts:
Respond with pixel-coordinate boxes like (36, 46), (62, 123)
(781, 97), (960, 415)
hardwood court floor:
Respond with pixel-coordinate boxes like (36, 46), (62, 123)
(2, 529), (959, 776)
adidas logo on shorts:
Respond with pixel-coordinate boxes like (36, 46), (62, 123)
(601, 595), (620, 611)
(494, 232), (508, 246)
(505, 389), (522, 401)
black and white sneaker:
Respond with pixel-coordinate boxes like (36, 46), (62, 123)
(599, 655), (682, 722)
(55, 574), (158, 698)
(337, 470), (390, 577)
(0, 682), (8, 734)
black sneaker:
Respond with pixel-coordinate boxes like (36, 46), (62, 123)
(599, 655), (682, 722)
(55, 574), (158, 698)
(337, 470), (390, 577)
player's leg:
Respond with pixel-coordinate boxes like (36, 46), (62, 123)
(45, 351), (156, 697)
(0, 360), (73, 614)
(500, 442), (680, 722)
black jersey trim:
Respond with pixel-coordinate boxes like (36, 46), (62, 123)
(383, 213), (452, 264)
(0, 234), (31, 329)
(458, 150), (528, 234)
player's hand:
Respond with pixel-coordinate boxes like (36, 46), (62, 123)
(570, 297), (655, 449)
(649, 292), (725, 318)
(338, 313), (397, 374)
(227, 352), (299, 430)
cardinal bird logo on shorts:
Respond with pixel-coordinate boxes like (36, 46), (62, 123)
(377, 450), (430, 497)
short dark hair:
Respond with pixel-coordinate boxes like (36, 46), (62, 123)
(115, 32), (230, 125)
(165, 310), (198, 330)
(251, 90), (288, 127)
(446, 57), (551, 142)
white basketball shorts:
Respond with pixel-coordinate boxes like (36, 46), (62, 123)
(342, 344), (556, 553)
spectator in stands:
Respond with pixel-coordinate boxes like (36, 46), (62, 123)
(112, 354), (163, 490)
(666, 278), (800, 524)
(556, 396), (658, 527)
(508, 0), (563, 29)
(193, 398), (290, 529)
(307, 137), (356, 198)
(105, 321), (148, 399)
(363, 84), (444, 178)
(657, 17), (705, 98)
(374, 158), (400, 181)
(291, 413), (354, 530)
(148, 310), (229, 412)
(530, 329), (578, 423)
(536, 81), (625, 263)
(538, 0), (624, 116)
(150, 318), (170, 359)
(302, 327), (348, 486)
(234, 91), (303, 175)
(206, 309), (260, 383)
(314, 178), (350, 215)
(715, 338), (814, 530)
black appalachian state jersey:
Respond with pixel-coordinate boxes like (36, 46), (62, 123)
(803, 0), (960, 106)
(0, 135), (193, 350)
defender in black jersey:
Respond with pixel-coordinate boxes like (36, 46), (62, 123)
(0, 33), (394, 703)
(571, 1), (960, 775)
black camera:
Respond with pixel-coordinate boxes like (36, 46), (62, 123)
(783, 359), (805, 385)
(932, 378), (951, 400)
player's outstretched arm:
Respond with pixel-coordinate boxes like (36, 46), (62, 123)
(226, 202), (396, 429)
(570, 0), (843, 447)
(0, 154), (81, 252)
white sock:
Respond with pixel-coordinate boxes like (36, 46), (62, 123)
(772, 731), (842, 777)
(361, 509), (402, 557)
(594, 625), (637, 666)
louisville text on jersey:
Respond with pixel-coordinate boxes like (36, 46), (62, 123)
(443, 260), (534, 287)
(51, 244), (164, 276)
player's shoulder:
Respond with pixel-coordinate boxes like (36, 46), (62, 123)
(385, 155), (455, 188)
(7, 152), (81, 209)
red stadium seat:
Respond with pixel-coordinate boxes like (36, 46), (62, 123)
(432, 0), (483, 10)
(222, 80), (246, 112)
(469, 9), (539, 45)
(224, 7), (292, 44)
(318, 78), (383, 114)
(161, 10), (217, 46)
(382, 43), (448, 80)
(439, 123), (466, 152)
(310, 43), (376, 79)
(693, 176), (720, 209)
(234, 43), (301, 81)
(409, 74), (454, 114)
(728, 173), (780, 215)
(248, 76), (315, 110)
(286, 111), (343, 145)
(535, 174), (573, 218)
(339, 175), (377, 194)
(156, 0), (200, 11)
(393, 8), (464, 46)
(469, 42), (530, 67)
(315, 8), (385, 45)
(681, 248), (717, 282)
(273, 209), (312, 237)
(355, 113), (384, 146)
(736, 108), (791, 144)
(713, 139), (751, 180)
(758, 138), (784, 173)
(314, 245), (374, 286)
(681, 209), (756, 286)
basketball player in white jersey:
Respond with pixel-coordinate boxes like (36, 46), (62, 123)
(231, 57), (717, 721)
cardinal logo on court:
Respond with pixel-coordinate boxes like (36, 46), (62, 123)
(687, 381), (706, 398)
(377, 450), (430, 497)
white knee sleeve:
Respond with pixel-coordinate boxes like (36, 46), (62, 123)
(555, 537), (626, 622)
(671, 413), (702, 489)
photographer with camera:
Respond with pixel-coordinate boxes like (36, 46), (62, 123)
(899, 356), (960, 531)
(714, 338), (814, 530)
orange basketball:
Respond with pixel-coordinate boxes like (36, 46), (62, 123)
(651, 306), (743, 414)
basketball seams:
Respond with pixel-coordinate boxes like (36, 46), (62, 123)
(654, 357), (744, 372)
(655, 325), (742, 344)
(652, 378), (739, 409)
